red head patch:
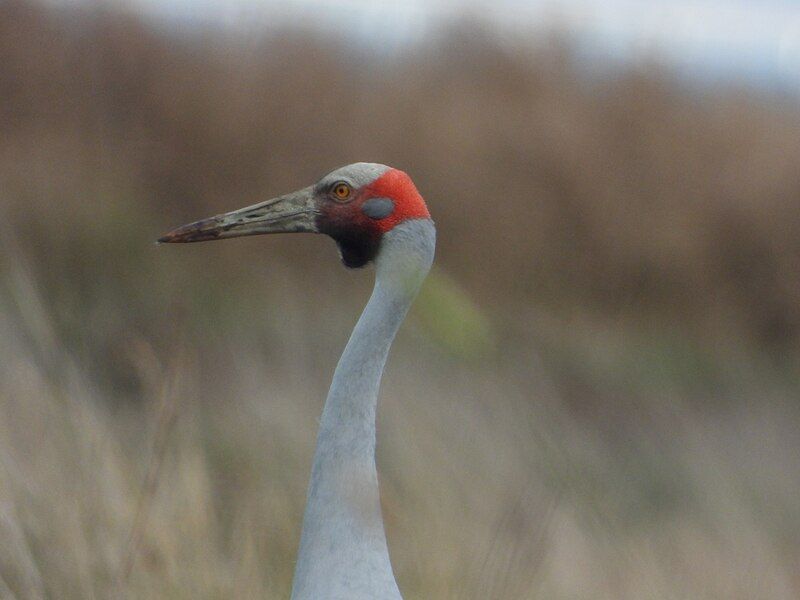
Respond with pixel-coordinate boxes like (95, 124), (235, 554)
(363, 169), (431, 232)
(315, 167), (431, 268)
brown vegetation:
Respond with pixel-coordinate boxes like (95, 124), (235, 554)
(1, 1), (799, 598)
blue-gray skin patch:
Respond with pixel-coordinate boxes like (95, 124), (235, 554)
(361, 198), (395, 220)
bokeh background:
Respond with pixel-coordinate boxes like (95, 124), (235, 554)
(1, 0), (800, 597)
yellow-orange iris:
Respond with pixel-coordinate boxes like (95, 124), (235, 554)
(333, 182), (351, 200)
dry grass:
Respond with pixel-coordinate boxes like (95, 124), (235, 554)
(2, 247), (799, 599)
(1, 1), (799, 598)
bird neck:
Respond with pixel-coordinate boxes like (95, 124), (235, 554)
(291, 219), (435, 600)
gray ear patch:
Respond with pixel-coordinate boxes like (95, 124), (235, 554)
(361, 198), (395, 220)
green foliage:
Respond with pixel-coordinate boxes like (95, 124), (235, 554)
(414, 268), (495, 360)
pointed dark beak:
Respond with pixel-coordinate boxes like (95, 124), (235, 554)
(158, 186), (318, 243)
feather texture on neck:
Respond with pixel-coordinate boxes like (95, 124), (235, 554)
(290, 219), (435, 600)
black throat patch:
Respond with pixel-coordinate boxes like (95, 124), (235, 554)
(334, 233), (381, 269)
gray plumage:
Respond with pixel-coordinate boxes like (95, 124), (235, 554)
(158, 163), (434, 599)
(291, 219), (435, 600)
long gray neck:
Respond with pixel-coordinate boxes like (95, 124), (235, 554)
(290, 220), (435, 600)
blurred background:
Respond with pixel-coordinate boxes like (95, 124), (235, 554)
(1, 0), (799, 597)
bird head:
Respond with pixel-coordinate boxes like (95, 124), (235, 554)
(158, 163), (431, 268)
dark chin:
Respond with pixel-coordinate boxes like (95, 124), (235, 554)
(316, 212), (382, 269)
(336, 237), (380, 269)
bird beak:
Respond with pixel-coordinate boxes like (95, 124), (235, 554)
(158, 187), (318, 243)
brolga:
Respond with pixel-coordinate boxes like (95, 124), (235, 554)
(159, 163), (434, 599)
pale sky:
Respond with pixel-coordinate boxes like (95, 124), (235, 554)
(52, 0), (800, 90)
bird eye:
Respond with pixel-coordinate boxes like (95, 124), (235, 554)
(331, 182), (352, 201)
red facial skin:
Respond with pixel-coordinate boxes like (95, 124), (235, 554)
(362, 168), (431, 232)
(316, 169), (431, 268)
(320, 169), (429, 232)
